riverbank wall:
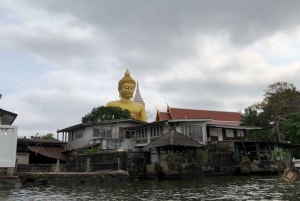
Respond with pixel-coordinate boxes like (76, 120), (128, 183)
(14, 170), (130, 185)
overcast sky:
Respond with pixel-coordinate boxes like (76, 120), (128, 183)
(1, 0), (300, 137)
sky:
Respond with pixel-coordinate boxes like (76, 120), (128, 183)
(1, 0), (300, 137)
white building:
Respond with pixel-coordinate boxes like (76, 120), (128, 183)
(0, 95), (18, 177)
(57, 119), (145, 151)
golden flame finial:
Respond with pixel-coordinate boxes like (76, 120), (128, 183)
(125, 69), (130, 77)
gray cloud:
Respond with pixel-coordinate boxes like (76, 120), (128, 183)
(1, 1), (300, 136)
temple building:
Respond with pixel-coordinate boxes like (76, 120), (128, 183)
(133, 81), (145, 106)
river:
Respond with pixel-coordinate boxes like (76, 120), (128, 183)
(1, 175), (300, 200)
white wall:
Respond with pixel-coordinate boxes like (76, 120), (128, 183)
(0, 125), (18, 167)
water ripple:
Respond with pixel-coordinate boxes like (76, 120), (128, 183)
(1, 175), (300, 200)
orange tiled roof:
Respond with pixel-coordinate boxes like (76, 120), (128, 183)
(157, 112), (172, 121)
(157, 107), (241, 121)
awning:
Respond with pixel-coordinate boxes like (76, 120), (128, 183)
(27, 146), (68, 162)
(0, 108), (18, 125)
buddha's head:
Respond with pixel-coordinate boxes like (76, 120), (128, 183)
(118, 69), (136, 99)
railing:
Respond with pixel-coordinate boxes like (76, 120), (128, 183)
(0, 125), (17, 135)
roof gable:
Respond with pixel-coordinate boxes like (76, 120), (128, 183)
(143, 129), (203, 150)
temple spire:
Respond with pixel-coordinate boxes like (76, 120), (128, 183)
(133, 81), (145, 106)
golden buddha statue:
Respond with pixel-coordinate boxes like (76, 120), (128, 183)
(107, 69), (147, 122)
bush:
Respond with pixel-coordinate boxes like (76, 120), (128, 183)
(164, 152), (182, 171)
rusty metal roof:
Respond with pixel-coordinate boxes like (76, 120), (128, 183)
(18, 138), (66, 145)
(27, 146), (68, 161)
(143, 129), (203, 151)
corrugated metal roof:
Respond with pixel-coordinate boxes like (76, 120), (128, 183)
(206, 120), (241, 127)
(27, 146), (68, 161)
(18, 138), (66, 145)
(57, 118), (145, 132)
(143, 129), (203, 150)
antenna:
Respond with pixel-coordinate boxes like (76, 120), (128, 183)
(147, 111), (154, 121)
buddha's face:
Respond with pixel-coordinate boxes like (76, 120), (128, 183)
(120, 83), (135, 99)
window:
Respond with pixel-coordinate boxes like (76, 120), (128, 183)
(74, 129), (84, 139)
(225, 129), (234, 137)
(135, 128), (147, 139)
(93, 129), (99, 137)
(125, 130), (134, 139)
(149, 126), (162, 138)
(209, 128), (218, 136)
(99, 129), (105, 138)
(180, 125), (203, 142)
(237, 130), (244, 137)
(106, 130), (112, 138)
(209, 128), (222, 137)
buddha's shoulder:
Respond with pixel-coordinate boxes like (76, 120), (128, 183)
(106, 100), (121, 106)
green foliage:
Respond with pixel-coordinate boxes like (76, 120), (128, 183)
(285, 109), (300, 144)
(195, 148), (208, 164)
(240, 107), (261, 127)
(274, 149), (287, 163)
(82, 106), (131, 123)
(164, 152), (182, 171)
(259, 82), (300, 140)
(241, 106), (276, 140)
(290, 148), (300, 159)
(242, 82), (300, 141)
(41, 133), (53, 139)
(83, 146), (102, 155)
(246, 129), (277, 141)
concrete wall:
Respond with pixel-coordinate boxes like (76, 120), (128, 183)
(67, 127), (91, 149)
(121, 139), (135, 150)
(0, 125), (18, 168)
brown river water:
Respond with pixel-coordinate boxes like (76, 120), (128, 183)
(1, 175), (300, 200)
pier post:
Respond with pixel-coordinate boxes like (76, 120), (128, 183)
(56, 159), (60, 172)
(86, 157), (90, 172)
(118, 157), (121, 170)
(6, 167), (14, 176)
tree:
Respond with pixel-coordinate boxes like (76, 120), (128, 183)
(254, 82), (300, 141)
(285, 109), (300, 158)
(240, 106), (276, 141)
(285, 109), (300, 144)
(41, 133), (54, 139)
(82, 106), (131, 123)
